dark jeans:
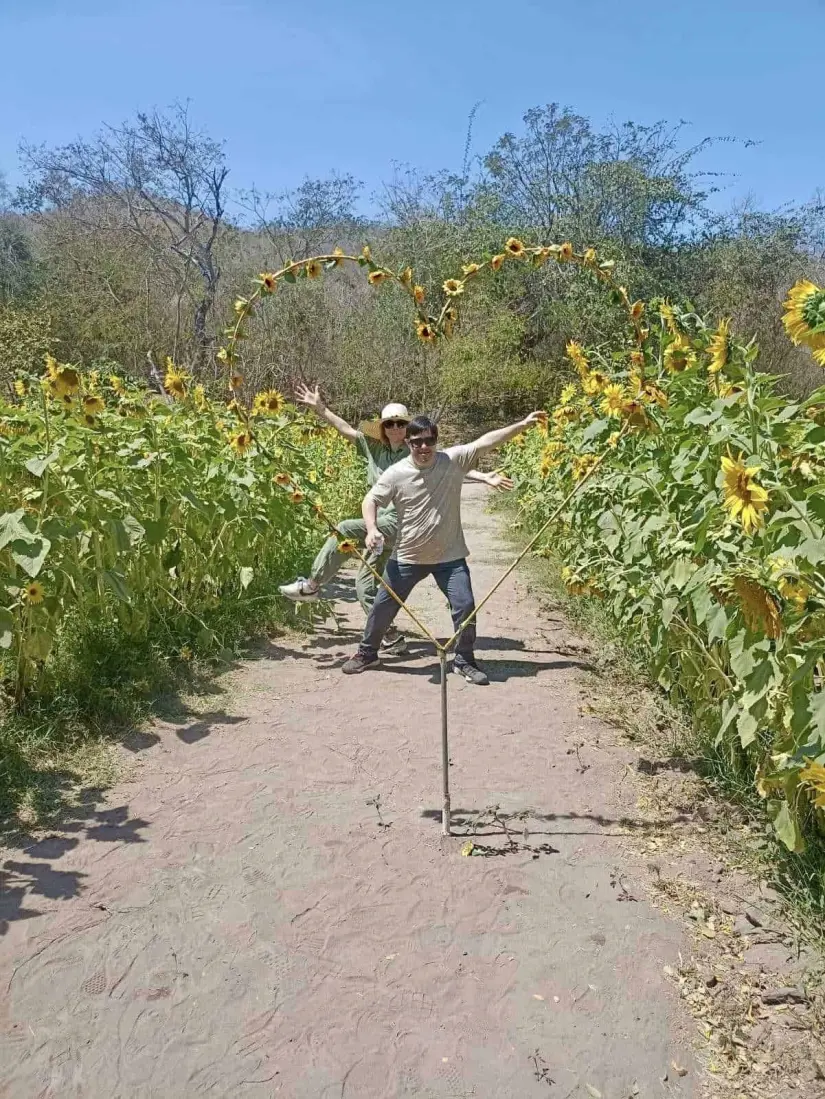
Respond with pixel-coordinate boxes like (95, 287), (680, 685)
(360, 557), (477, 661)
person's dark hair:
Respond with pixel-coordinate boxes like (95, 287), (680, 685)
(405, 415), (438, 441)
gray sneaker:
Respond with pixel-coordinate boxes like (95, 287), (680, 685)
(380, 627), (408, 655)
(279, 577), (319, 602)
(342, 650), (379, 675)
(452, 657), (489, 685)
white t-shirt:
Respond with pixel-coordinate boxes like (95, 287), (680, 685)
(366, 443), (481, 564)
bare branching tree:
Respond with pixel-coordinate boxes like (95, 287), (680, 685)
(19, 104), (230, 369)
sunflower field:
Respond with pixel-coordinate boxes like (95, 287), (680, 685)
(0, 360), (363, 714)
(505, 285), (825, 853)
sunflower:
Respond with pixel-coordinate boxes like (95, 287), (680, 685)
(559, 242), (574, 262)
(368, 270), (387, 286)
(539, 440), (564, 477)
(583, 248), (597, 266)
(109, 375), (126, 396)
(51, 366), (80, 397)
(254, 390), (285, 416)
(216, 346), (235, 366)
(607, 431), (621, 448)
(720, 453), (769, 535)
(258, 272), (278, 294)
(505, 237), (525, 258)
(290, 489), (305, 504)
(338, 539), (357, 554)
(582, 371), (608, 396)
(416, 321), (436, 344)
(274, 472), (292, 486)
(559, 383), (578, 406)
(361, 245), (372, 261)
(234, 297), (251, 315)
(779, 577), (811, 612)
(718, 380), (744, 399)
(413, 285), (425, 304)
(664, 338), (696, 374)
(44, 353), (59, 379)
(572, 454), (599, 481)
(782, 279), (825, 349)
(565, 341), (589, 374)
(443, 278), (464, 296)
(23, 580), (45, 605)
(490, 254), (505, 271)
(461, 263), (480, 277)
(164, 365), (189, 400)
(83, 413), (97, 427)
(630, 300), (645, 321)
(732, 576), (782, 638)
(83, 395), (105, 416)
(640, 381), (668, 409)
(600, 384), (625, 418)
(708, 318), (731, 374)
(659, 301), (680, 337)
(307, 261), (323, 279)
(229, 372), (244, 391)
(800, 761), (825, 809)
(193, 384), (208, 411)
(332, 248), (345, 267)
(229, 430), (253, 456)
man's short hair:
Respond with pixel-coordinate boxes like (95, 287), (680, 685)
(406, 415), (438, 441)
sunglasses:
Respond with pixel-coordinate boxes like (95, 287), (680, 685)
(408, 436), (437, 449)
(383, 419), (408, 429)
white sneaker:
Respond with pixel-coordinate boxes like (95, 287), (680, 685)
(278, 578), (320, 602)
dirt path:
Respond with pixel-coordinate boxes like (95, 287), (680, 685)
(0, 486), (701, 1099)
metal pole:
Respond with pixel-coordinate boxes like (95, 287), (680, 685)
(440, 649), (451, 835)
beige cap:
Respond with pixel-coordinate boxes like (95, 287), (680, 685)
(380, 403), (411, 423)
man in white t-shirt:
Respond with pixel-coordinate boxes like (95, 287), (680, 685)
(342, 410), (545, 684)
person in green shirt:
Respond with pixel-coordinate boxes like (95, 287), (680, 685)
(279, 383), (512, 654)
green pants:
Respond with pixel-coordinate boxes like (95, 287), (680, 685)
(310, 511), (398, 616)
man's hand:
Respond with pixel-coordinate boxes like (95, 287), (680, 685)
(472, 410), (548, 453)
(295, 382), (325, 415)
(480, 470), (515, 492)
(365, 526), (384, 553)
(522, 410), (547, 429)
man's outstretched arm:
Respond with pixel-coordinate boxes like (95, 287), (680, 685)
(471, 411), (546, 453)
(295, 382), (359, 443)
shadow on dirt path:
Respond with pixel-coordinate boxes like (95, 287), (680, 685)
(0, 486), (701, 1098)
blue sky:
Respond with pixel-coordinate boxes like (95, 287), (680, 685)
(1, 0), (822, 216)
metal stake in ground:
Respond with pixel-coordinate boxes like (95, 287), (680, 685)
(440, 649), (451, 835)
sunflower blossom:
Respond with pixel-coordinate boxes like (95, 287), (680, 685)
(229, 431), (253, 456)
(720, 454), (770, 535)
(462, 263), (480, 277)
(600, 384), (625, 418)
(164, 364), (189, 400)
(800, 761), (825, 809)
(582, 370), (608, 396)
(83, 395), (105, 416)
(505, 237), (525, 258)
(416, 321), (436, 344)
(565, 341), (589, 374)
(783, 279), (825, 349)
(24, 580), (45, 605)
(490, 254), (505, 271)
(368, 270), (387, 286)
(732, 576), (782, 638)
(254, 390), (285, 416)
(664, 338), (696, 374)
(443, 278), (464, 296)
(258, 272), (278, 294)
(338, 540), (357, 554)
(413, 285), (426, 304)
(708, 318), (731, 374)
